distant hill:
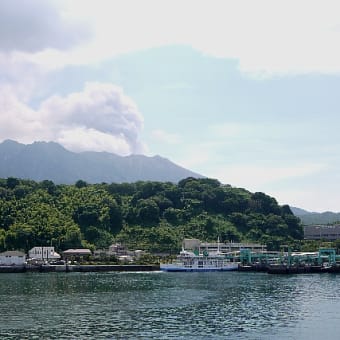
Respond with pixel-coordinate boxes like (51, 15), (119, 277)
(290, 207), (312, 216)
(0, 140), (203, 184)
(291, 206), (340, 225)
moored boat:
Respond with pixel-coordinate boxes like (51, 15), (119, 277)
(160, 248), (238, 272)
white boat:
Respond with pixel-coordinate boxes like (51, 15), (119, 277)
(160, 248), (239, 272)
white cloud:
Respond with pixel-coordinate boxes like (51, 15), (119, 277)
(151, 129), (181, 145)
(35, 0), (340, 76)
(210, 163), (328, 190)
(2, 0), (340, 90)
(57, 127), (131, 154)
(0, 82), (146, 156)
(0, 0), (89, 53)
(0, 0), (91, 101)
(0, 86), (46, 143)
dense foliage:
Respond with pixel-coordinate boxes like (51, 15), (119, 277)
(0, 177), (303, 253)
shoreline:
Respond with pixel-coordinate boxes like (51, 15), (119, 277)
(0, 264), (160, 273)
(2, 263), (340, 274)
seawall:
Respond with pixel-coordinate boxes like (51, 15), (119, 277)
(0, 264), (160, 273)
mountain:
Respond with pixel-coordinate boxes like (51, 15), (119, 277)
(0, 140), (203, 184)
(291, 206), (340, 225)
(290, 207), (312, 216)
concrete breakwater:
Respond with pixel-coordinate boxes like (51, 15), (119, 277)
(0, 264), (160, 273)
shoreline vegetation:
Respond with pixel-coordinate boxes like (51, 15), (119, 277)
(0, 176), (303, 256)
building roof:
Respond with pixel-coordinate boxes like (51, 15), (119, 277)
(0, 251), (26, 257)
(63, 249), (92, 255)
(29, 246), (55, 250)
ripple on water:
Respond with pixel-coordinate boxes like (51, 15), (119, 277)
(0, 272), (340, 339)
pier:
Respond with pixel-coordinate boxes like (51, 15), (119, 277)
(238, 247), (340, 274)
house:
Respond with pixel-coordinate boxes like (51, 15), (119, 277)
(108, 243), (130, 256)
(28, 247), (61, 261)
(107, 243), (145, 261)
(93, 244), (145, 262)
(63, 249), (92, 262)
(0, 251), (26, 265)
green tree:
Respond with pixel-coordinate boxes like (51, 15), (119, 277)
(136, 199), (160, 225)
(6, 177), (19, 189)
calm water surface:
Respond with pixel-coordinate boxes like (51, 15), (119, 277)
(0, 271), (339, 339)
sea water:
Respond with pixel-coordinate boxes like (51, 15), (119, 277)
(0, 271), (339, 339)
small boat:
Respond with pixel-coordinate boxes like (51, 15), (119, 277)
(160, 246), (238, 272)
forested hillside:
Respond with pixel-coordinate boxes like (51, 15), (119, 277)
(0, 177), (303, 253)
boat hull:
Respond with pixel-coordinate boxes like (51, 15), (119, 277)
(160, 264), (238, 272)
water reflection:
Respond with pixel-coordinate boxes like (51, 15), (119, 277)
(0, 272), (339, 339)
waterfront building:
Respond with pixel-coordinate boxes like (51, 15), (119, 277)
(94, 244), (145, 262)
(28, 247), (61, 261)
(63, 248), (92, 262)
(0, 251), (26, 265)
(183, 238), (266, 254)
(304, 225), (340, 240)
(108, 243), (131, 256)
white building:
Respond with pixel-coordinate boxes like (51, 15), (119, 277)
(0, 251), (26, 265)
(29, 247), (61, 261)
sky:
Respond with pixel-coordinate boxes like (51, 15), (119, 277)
(1, 0), (340, 212)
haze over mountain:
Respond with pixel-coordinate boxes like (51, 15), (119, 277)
(291, 206), (340, 225)
(0, 140), (203, 184)
(290, 207), (314, 216)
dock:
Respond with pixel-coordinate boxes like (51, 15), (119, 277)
(238, 247), (340, 274)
